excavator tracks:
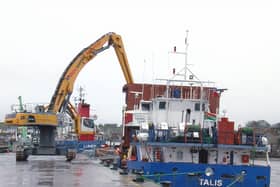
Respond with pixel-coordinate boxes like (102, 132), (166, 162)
(16, 147), (28, 161)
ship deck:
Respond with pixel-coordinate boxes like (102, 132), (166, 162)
(130, 142), (269, 151)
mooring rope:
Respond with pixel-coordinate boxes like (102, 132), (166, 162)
(226, 172), (246, 187)
(136, 170), (204, 184)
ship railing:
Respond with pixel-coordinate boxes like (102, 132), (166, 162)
(146, 126), (270, 148)
(10, 103), (49, 113)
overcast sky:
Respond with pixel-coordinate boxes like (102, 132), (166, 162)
(0, 0), (279, 125)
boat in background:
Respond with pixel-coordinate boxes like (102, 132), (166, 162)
(8, 87), (105, 156)
(120, 34), (271, 187)
(56, 86), (105, 153)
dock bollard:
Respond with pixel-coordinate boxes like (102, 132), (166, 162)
(111, 162), (118, 170)
(160, 181), (172, 187)
(104, 160), (111, 167)
(133, 174), (144, 183)
(119, 167), (128, 175)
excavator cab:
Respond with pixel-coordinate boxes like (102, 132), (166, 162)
(82, 118), (94, 129)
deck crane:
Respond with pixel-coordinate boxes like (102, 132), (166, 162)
(5, 32), (134, 161)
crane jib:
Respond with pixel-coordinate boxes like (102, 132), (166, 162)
(48, 32), (133, 114)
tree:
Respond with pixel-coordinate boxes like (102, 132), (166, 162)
(246, 120), (270, 128)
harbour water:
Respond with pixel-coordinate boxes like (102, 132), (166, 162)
(0, 153), (278, 187)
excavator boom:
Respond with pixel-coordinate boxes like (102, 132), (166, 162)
(48, 32), (133, 113)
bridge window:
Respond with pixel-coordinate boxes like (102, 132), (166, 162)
(141, 103), (151, 111)
(195, 103), (200, 111)
(159, 102), (166, 110)
(194, 103), (205, 111)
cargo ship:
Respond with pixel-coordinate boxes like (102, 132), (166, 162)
(120, 35), (271, 187)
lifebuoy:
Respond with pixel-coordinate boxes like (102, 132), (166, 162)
(241, 155), (249, 163)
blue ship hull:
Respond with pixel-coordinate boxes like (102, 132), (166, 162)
(127, 161), (271, 187)
(56, 139), (105, 153)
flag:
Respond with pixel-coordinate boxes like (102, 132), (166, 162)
(205, 112), (217, 121)
(213, 91), (219, 97)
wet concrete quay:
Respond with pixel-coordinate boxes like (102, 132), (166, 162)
(0, 153), (159, 187)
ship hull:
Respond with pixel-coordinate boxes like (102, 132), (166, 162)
(127, 161), (271, 187)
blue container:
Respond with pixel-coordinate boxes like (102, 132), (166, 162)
(173, 89), (181, 98)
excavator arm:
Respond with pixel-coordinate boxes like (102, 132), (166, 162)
(66, 102), (81, 134)
(5, 32), (133, 128)
(4, 32), (133, 160)
(48, 32), (133, 113)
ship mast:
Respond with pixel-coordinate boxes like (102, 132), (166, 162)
(184, 30), (189, 81)
(163, 31), (212, 126)
(163, 30), (190, 99)
(170, 30), (190, 81)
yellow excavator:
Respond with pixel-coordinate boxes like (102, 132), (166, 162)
(5, 32), (133, 161)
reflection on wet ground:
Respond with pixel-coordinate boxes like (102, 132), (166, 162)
(269, 158), (280, 187)
(0, 153), (158, 187)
